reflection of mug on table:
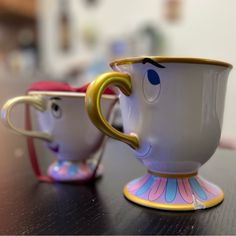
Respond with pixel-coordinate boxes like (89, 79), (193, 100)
(1, 81), (117, 183)
(86, 56), (232, 210)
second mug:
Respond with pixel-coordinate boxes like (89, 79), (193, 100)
(1, 81), (117, 182)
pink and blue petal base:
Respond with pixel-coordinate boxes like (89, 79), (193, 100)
(123, 173), (224, 211)
(47, 160), (103, 182)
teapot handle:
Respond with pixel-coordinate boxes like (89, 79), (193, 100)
(85, 72), (139, 150)
(1, 95), (52, 141)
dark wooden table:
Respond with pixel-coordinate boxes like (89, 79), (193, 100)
(0, 135), (236, 235)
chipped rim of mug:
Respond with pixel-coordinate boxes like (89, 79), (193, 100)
(110, 56), (233, 69)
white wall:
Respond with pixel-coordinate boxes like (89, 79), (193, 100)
(76, 0), (236, 137)
(163, 0), (236, 137)
(37, 0), (94, 78)
(38, 0), (236, 136)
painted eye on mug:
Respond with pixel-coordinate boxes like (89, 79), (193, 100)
(143, 69), (161, 103)
(51, 102), (62, 119)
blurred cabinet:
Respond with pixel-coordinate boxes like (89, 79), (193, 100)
(0, 0), (36, 20)
(0, 0), (37, 60)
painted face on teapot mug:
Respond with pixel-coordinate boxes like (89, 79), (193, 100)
(36, 95), (109, 161)
(85, 56), (232, 210)
(1, 81), (117, 182)
(112, 57), (229, 174)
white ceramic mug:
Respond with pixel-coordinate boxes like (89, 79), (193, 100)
(1, 81), (117, 182)
(85, 56), (232, 210)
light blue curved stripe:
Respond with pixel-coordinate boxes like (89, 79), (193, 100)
(189, 177), (207, 200)
(68, 165), (78, 176)
(135, 176), (155, 196)
(165, 178), (177, 203)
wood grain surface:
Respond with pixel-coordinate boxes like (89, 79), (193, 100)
(0, 137), (235, 235)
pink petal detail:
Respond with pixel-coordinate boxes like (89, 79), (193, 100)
(148, 177), (167, 201)
(196, 176), (219, 195)
(58, 166), (68, 176)
(177, 178), (193, 203)
(129, 174), (150, 192)
(79, 163), (90, 174)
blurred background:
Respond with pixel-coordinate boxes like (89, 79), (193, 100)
(0, 0), (236, 138)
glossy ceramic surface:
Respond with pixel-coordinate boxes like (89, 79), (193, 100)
(48, 160), (103, 181)
(2, 89), (116, 182)
(124, 173), (223, 211)
(111, 58), (231, 174)
(31, 92), (116, 181)
(30, 92), (114, 162)
(85, 56), (232, 210)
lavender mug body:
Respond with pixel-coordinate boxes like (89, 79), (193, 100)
(1, 81), (117, 182)
(85, 56), (232, 210)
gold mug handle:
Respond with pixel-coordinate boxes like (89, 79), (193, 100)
(85, 72), (139, 149)
(1, 95), (53, 142)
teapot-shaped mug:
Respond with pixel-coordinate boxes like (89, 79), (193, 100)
(85, 56), (232, 210)
(1, 81), (117, 182)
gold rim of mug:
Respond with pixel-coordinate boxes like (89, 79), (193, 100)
(28, 91), (117, 100)
(110, 56), (233, 69)
(123, 186), (224, 211)
(147, 170), (198, 178)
